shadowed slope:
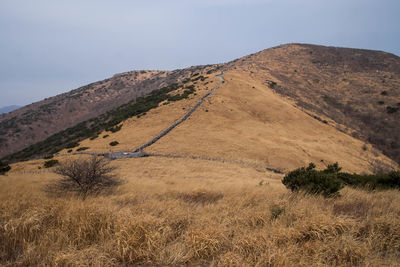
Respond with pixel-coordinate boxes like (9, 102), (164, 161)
(229, 43), (400, 164)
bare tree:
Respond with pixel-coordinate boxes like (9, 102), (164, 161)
(50, 156), (121, 198)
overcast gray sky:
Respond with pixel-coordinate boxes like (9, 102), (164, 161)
(1, 0), (399, 107)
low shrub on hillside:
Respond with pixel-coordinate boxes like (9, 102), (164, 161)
(109, 141), (119, 146)
(284, 162), (400, 195)
(338, 171), (400, 190)
(76, 147), (89, 152)
(266, 80), (277, 88)
(65, 142), (79, 149)
(386, 106), (399, 114)
(282, 163), (344, 197)
(106, 125), (122, 133)
(49, 156), (121, 198)
(0, 161), (11, 175)
(44, 159), (59, 168)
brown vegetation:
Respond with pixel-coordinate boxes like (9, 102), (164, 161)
(48, 156), (121, 198)
(0, 66), (215, 159)
(1, 44), (400, 266)
(1, 156), (400, 266)
(231, 44), (400, 164)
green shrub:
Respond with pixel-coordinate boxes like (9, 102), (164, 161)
(107, 125), (122, 133)
(284, 162), (400, 193)
(109, 141), (119, 146)
(266, 80), (277, 88)
(76, 147), (89, 152)
(0, 161), (11, 175)
(90, 135), (98, 140)
(103, 135), (110, 138)
(338, 171), (400, 190)
(43, 154), (54, 159)
(44, 159), (59, 168)
(282, 163), (344, 197)
(65, 142), (79, 149)
(386, 106), (399, 114)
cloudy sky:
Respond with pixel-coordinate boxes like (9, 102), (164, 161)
(1, 0), (399, 107)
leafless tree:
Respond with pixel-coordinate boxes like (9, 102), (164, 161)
(49, 156), (121, 198)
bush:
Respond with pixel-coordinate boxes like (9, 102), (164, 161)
(44, 159), (59, 168)
(386, 106), (399, 114)
(282, 163), (344, 197)
(284, 163), (400, 194)
(266, 80), (277, 88)
(107, 125), (122, 133)
(109, 141), (119, 146)
(76, 147), (89, 152)
(65, 142), (79, 149)
(338, 171), (400, 190)
(270, 204), (285, 220)
(0, 161), (11, 175)
(50, 156), (121, 198)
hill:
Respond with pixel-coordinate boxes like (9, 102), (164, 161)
(230, 44), (400, 165)
(0, 66), (213, 158)
(2, 44), (399, 169)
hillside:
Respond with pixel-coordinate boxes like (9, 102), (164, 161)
(70, 68), (397, 174)
(230, 44), (400, 165)
(0, 66), (213, 158)
(2, 44), (399, 169)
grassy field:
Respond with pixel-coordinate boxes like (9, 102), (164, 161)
(1, 156), (400, 266)
(1, 58), (399, 266)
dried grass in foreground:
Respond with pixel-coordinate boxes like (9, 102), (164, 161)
(1, 173), (400, 266)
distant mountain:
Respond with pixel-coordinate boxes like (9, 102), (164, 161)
(0, 105), (20, 114)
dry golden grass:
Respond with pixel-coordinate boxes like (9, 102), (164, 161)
(70, 69), (397, 174)
(1, 156), (400, 266)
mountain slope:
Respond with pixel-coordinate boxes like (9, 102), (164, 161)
(229, 43), (400, 164)
(0, 66), (214, 158)
(2, 43), (399, 171)
(73, 70), (397, 173)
